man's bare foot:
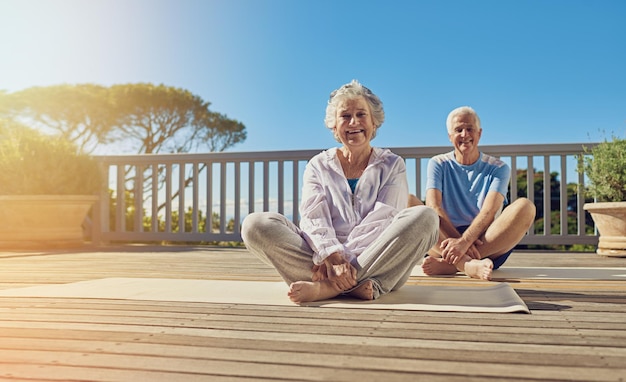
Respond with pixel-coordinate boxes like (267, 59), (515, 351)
(348, 280), (374, 300)
(462, 258), (493, 280)
(288, 280), (341, 303)
(422, 256), (458, 276)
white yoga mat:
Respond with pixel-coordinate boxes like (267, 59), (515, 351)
(0, 278), (529, 313)
(493, 267), (626, 280)
(411, 266), (626, 280)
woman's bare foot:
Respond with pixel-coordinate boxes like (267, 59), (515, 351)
(288, 280), (341, 303)
(462, 258), (493, 280)
(348, 280), (374, 300)
(422, 256), (458, 275)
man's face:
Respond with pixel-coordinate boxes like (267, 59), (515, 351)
(449, 113), (481, 155)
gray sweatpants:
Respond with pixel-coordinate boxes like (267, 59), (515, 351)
(241, 206), (439, 299)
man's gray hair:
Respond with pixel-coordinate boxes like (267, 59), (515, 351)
(446, 106), (481, 134)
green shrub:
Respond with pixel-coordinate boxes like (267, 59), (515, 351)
(579, 136), (626, 202)
(0, 120), (103, 195)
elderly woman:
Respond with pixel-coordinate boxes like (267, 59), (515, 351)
(241, 80), (438, 303)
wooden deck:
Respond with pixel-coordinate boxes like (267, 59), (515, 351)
(1, 246), (625, 381)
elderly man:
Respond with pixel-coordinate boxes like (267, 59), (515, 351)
(416, 106), (536, 280)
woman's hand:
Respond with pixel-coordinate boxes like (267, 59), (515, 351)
(319, 252), (357, 291)
(311, 263), (327, 281)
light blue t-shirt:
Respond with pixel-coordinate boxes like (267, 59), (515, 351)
(426, 151), (511, 227)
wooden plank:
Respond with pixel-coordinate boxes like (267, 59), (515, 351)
(3, 304), (626, 331)
(0, 363), (533, 382)
(0, 247), (624, 382)
(1, 335), (624, 369)
(1, 347), (625, 382)
(2, 308), (625, 341)
(0, 363), (282, 382)
(1, 315), (625, 356)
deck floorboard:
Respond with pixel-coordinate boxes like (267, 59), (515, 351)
(1, 246), (625, 381)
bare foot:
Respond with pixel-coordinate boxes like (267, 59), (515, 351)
(462, 258), (493, 280)
(288, 280), (341, 303)
(348, 280), (374, 300)
(422, 256), (458, 276)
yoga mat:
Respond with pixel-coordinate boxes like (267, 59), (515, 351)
(0, 278), (529, 313)
(411, 266), (626, 280)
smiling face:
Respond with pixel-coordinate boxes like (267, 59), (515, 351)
(333, 96), (376, 150)
(449, 112), (482, 163)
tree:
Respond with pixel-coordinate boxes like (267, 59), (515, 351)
(105, 83), (247, 212)
(1, 83), (247, 216)
(201, 112), (248, 152)
(0, 84), (114, 153)
(108, 83), (246, 154)
(1, 83), (247, 155)
(513, 169), (568, 220)
(514, 168), (595, 250)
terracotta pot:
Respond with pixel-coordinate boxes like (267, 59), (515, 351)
(0, 195), (98, 249)
(583, 201), (626, 257)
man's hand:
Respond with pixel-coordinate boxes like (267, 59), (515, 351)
(314, 252), (357, 291)
(440, 237), (483, 264)
(466, 238), (484, 260)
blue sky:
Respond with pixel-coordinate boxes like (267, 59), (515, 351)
(1, 0), (624, 154)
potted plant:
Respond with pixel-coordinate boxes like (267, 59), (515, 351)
(0, 120), (104, 249)
(579, 136), (626, 257)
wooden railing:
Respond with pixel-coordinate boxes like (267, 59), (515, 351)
(92, 143), (599, 247)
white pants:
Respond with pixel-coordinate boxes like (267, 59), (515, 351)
(241, 206), (439, 299)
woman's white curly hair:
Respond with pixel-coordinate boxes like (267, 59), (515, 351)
(324, 79), (384, 142)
